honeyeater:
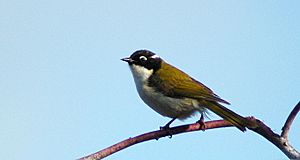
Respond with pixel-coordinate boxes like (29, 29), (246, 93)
(121, 49), (248, 131)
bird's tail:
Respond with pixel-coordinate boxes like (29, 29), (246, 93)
(205, 101), (248, 132)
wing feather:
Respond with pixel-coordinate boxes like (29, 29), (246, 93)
(149, 62), (230, 105)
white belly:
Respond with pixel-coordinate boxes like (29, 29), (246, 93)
(138, 84), (202, 119)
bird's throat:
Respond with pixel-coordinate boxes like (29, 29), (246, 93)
(129, 64), (154, 85)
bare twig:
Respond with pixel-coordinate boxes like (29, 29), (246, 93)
(79, 102), (300, 160)
(281, 101), (300, 139)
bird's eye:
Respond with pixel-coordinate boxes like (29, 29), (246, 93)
(139, 56), (147, 61)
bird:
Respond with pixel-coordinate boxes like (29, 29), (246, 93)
(121, 49), (248, 132)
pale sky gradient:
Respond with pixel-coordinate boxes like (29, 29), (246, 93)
(1, 1), (299, 160)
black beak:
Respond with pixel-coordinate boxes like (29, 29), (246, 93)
(121, 57), (133, 63)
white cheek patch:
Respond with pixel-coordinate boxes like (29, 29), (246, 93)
(151, 54), (160, 59)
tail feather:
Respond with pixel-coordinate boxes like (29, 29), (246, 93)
(205, 102), (247, 132)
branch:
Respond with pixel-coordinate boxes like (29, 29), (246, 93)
(247, 117), (300, 159)
(79, 120), (233, 160)
(79, 102), (300, 160)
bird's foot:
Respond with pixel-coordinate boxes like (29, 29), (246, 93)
(159, 118), (176, 138)
(196, 114), (206, 131)
(160, 125), (173, 138)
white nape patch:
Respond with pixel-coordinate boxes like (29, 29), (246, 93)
(150, 54), (160, 59)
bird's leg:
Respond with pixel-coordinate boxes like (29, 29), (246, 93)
(160, 117), (176, 129)
(160, 118), (176, 138)
(196, 113), (206, 131)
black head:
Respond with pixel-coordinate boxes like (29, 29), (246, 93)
(121, 50), (162, 71)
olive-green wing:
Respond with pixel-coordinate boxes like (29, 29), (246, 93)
(149, 62), (230, 105)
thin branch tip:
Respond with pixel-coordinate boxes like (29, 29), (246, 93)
(281, 101), (300, 139)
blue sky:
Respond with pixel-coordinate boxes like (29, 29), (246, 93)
(1, 1), (299, 160)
